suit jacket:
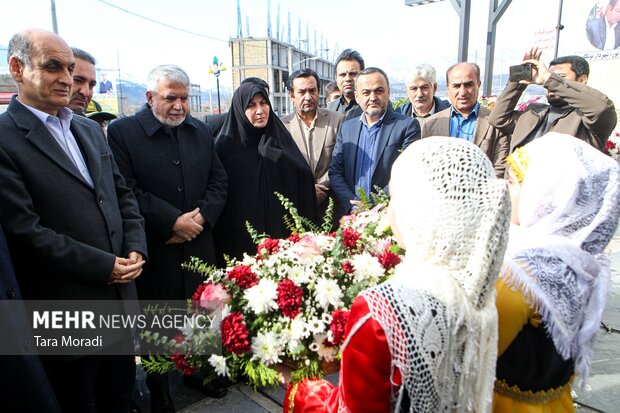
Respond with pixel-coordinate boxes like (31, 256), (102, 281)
(0, 226), (60, 413)
(329, 110), (420, 215)
(586, 15), (620, 50)
(108, 105), (227, 299)
(281, 108), (345, 186)
(489, 75), (617, 154)
(422, 105), (510, 178)
(0, 96), (147, 302)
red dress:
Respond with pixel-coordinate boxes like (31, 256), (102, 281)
(284, 296), (401, 412)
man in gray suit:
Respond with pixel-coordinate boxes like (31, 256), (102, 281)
(0, 29), (147, 412)
(422, 62), (509, 178)
(329, 67), (420, 216)
(281, 69), (344, 213)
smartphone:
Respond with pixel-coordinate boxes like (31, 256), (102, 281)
(509, 63), (533, 82)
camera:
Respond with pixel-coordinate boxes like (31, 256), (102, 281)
(509, 63), (533, 82)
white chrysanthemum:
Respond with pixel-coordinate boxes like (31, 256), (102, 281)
(240, 254), (256, 266)
(306, 316), (326, 334)
(251, 331), (283, 366)
(314, 234), (335, 252)
(314, 277), (344, 309)
(243, 278), (278, 314)
(315, 334), (338, 361)
(290, 315), (310, 340)
(208, 354), (229, 377)
(309, 342), (319, 352)
(350, 252), (384, 283)
(321, 312), (333, 325)
(288, 265), (312, 285)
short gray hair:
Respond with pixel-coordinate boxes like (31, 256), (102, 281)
(8, 32), (33, 66)
(405, 64), (437, 86)
(147, 65), (190, 92)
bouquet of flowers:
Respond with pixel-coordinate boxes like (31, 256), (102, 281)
(606, 131), (620, 161)
(144, 193), (403, 388)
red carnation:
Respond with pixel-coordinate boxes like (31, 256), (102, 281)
(227, 265), (258, 289)
(329, 309), (350, 346)
(377, 250), (401, 271)
(341, 228), (361, 252)
(257, 238), (280, 256)
(170, 334), (194, 375)
(288, 233), (301, 243)
(606, 140), (616, 151)
(342, 260), (354, 274)
(276, 279), (303, 318)
(221, 312), (251, 355)
(191, 283), (208, 301)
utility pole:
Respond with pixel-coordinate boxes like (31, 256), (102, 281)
(50, 0), (58, 34)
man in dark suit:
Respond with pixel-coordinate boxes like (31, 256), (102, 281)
(108, 64), (228, 410)
(586, 0), (620, 50)
(329, 67), (420, 216)
(0, 226), (61, 413)
(0, 29), (147, 412)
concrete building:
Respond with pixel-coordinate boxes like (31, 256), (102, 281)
(230, 37), (335, 115)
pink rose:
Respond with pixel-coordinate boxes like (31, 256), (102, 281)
(374, 239), (392, 253)
(293, 235), (321, 259)
(200, 283), (231, 311)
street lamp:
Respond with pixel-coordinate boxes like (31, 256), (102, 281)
(405, 0), (470, 62)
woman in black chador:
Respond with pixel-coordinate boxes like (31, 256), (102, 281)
(214, 82), (316, 262)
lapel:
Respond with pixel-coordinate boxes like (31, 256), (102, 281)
(424, 108), (450, 137)
(313, 109), (330, 167)
(371, 111), (396, 178)
(473, 107), (490, 147)
(71, 119), (101, 189)
(284, 114), (310, 166)
(9, 99), (94, 189)
(346, 120), (363, 181)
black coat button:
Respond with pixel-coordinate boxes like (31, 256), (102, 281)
(7, 287), (16, 299)
(173, 159), (180, 166)
(98, 196), (103, 204)
(177, 185), (183, 192)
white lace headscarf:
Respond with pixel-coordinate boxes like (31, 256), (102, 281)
(503, 132), (620, 387)
(360, 137), (510, 412)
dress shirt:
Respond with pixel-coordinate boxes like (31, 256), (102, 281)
(295, 112), (318, 178)
(412, 101), (437, 119)
(20, 99), (94, 187)
(449, 103), (479, 142)
(605, 21), (617, 50)
(354, 112), (386, 199)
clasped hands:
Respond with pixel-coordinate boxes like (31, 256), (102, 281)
(109, 251), (144, 284)
(166, 207), (205, 244)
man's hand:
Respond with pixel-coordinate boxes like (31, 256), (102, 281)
(349, 199), (362, 212)
(315, 184), (329, 205)
(165, 234), (186, 245)
(521, 46), (550, 85)
(172, 207), (203, 241)
(109, 252), (145, 284)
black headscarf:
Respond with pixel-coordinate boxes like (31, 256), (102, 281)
(214, 83), (317, 262)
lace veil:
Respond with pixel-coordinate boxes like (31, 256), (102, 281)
(503, 132), (620, 386)
(360, 137), (511, 412)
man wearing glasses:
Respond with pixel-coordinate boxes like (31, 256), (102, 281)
(422, 62), (509, 178)
(107, 65), (228, 411)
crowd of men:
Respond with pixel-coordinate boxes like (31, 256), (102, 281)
(0, 27), (617, 413)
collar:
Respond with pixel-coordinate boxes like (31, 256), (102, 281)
(295, 110), (317, 127)
(450, 102), (479, 119)
(18, 98), (74, 124)
(359, 110), (387, 128)
(413, 101), (437, 118)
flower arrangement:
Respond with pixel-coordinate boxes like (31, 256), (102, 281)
(143, 192), (403, 388)
(479, 95), (498, 109)
(606, 131), (620, 161)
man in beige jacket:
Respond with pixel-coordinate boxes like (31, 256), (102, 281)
(489, 47), (617, 154)
(422, 62), (509, 178)
(281, 68), (344, 213)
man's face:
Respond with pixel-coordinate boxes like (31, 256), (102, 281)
(9, 32), (74, 115)
(446, 64), (480, 116)
(406, 78), (437, 116)
(547, 62), (585, 106)
(335, 60), (362, 101)
(146, 79), (190, 127)
(355, 71), (390, 120)
(606, 2), (620, 25)
(69, 58), (97, 114)
(290, 75), (318, 117)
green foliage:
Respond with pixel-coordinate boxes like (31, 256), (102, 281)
(391, 96), (410, 110)
(243, 360), (281, 389)
(141, 355), (175, 375)
(275, 192), (335, 234)
(290, 359), (323, 383)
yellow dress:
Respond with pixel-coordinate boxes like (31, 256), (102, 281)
(493, 278), (575, 413)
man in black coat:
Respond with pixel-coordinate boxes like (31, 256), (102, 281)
(0, 29), (147, 412)
(0, 226), (61, 413)
(108, 64), (228, 410)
